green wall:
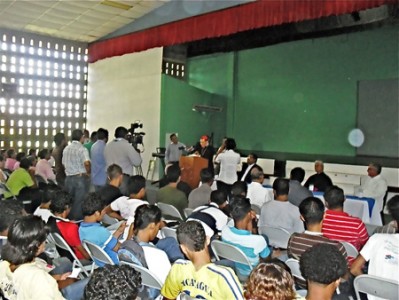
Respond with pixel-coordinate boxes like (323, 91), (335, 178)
(161, 25), (398, 162)
(160, 75), (227, 147)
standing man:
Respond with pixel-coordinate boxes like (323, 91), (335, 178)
(192, 135), (215, 174)
(359, 162), (388, 221)
(91, 128), (109, 191)
(304, 160), (333, 192)
(238, 153), (260, 184)
(104, 126), (142, 176)
(165, 133), (186, 165)
(52, 132), (67, 188)
(62, 129), (91, 220)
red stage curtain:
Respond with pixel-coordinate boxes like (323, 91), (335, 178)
(89, 0), (394, 63)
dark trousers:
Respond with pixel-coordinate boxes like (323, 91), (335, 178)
(64, 175), (90, 220)
(216, 181), (233, 198)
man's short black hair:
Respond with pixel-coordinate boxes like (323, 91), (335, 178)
(387, 195), (399, 226)
(300, 243), (347, 285)
(200, 168), (213, 183)
(290, 167), (306, 182)
(229, 196), (251, 221)
(0, 200), (24, 233)
(96, 128), (109, 140)
(84, 264), (141, 300)
(54, 132), (65, 146)
(177, 221), (206, 252)
(38, 149), (49, 159)
(71, 129), (83, 141)
(273, 178), (289, 196)
(249, 153), (258, 161)
(82, 193), (106, 216)
(114, 127), (128, 138)
(231, 181), (248, 197)
(42, 185), (61, 204)
(50, 190), (72, 214)
(299, 197), (325, 225)
(210, 190), (227, 206)
(127, 175), (146, 195)
(16, 152), (26, 162)
(133, 205), (162, 235)
(169, 133), (176, 140)
(225, 138), (236, 150)
(324, 185), (345, 209)
(107, 164), (122, 179)
(166, 164), (181, 183)
(7, 148), (15, 158)
(19, 157), (32, 169)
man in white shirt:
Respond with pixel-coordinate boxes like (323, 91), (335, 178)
(259, 178), (304, 234)
(105, 175), (148, 222)
(360, 162), (388, 214)
(247, 167), (272, 208)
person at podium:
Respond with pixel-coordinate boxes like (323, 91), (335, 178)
(191, 135), (215, 174)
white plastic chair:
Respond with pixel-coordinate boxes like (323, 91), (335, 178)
(354, 274), (399, 300)
(183, 208), (193, 219)
(83, 240), (115, 270)
(51, 233), (93, 278)
(157, 202), (183, 220)
(340, 241), (359, 258)
(161, 227), (177, 240)
(258, 225), (291, 249)
(285, 258), (305, 281)
(120, 261), (163, 290)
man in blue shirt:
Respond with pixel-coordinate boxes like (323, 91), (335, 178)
(90, 128), (109, 191)
(79, 193), (126, 266)
(221, 196), (271, 277)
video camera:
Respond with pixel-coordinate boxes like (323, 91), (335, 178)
(128, 121), (145, 150)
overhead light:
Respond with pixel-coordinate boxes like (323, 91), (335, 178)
(100, 0), (133, 11)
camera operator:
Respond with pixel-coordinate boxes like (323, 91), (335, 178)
(165, 133), (186, 166)
(104, 126), (142, 176)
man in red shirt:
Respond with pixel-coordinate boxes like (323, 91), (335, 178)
(322, 186), (368, 251)
(48, 190), (90, 260)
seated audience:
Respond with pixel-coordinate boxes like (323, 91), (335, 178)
(0, 154), (7, 183)
(350, 198), (399, 293)
(33, 185), (59, 223)
(359, 162), (388, 217)
(187, 190), (230, 237)
(0, 215), (80, 299)
(238, 153), (260, 184)
(35, 148), (56, 183)
(84, 264), (142, 300)
(97, 164), (123, 206)
(48, 190), (91, 260)
(322, 186), (368, 251)
(188, 168), (214, 209)
(288, 197), (347, 287)
(156, 164), (188, 217)
(0, 200), (25, 254)
(4, 148), (17, 171)
(288, 167), (312, 207)
(5, 157), (43, 212)
(222, 196), (271, 277)
(247, 166), (272, 208)
(244, 263), (297, 300)
(79, 193), (127, 266)
(300, 244), (347, 300)
(13, 152), (26, 170)
(259, 178), (304, 234)
(121, 204), (183, 264)
(231, 180), (248, 198)
(304, 160), (333, 192)
(105, 175), (149, 221)
(161, 221), (243, 300)
(374, 195), (399, 234)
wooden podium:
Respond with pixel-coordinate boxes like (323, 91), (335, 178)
(179, 156), (208, 189)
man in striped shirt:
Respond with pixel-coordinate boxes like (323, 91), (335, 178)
(288, 197), (347, 287)
(322, 186), (368, 251)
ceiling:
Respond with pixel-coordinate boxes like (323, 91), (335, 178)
(0, 0), (169, 42)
